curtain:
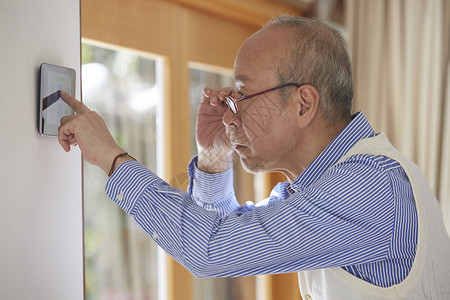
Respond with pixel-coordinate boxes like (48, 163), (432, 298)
(346, 0), (450, 234)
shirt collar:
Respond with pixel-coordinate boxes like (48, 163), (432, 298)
(289, 112), (375, 193)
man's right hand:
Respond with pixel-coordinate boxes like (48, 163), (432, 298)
(58, 91), (127, 174)
(196, 86), (235, 173)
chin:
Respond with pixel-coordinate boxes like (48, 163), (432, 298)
(240, 157), (269, 174)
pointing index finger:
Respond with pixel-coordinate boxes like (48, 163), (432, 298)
(60, 90), (91, 114)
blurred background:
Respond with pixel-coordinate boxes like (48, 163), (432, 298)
(80, 0), (450, 299)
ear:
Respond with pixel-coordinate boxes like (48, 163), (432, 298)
(294, 85), (319, 128)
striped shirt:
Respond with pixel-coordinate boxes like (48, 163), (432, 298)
(106, 112), (417, 287)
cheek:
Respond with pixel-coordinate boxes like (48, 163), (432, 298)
(250, 115), (296, 159)
(239, 96), (285, 141)
(241, 120), (287, 158)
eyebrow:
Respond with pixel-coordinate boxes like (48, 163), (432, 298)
(233, 74), (251, 90)
(233, 74), (251, 83)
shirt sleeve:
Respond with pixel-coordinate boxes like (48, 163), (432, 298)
(187, 156), (240, 217)
(105, 156), (397, 278)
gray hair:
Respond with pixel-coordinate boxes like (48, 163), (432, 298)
(264, 16), (353, 125)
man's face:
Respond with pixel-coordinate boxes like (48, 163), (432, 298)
(224, 28), (298, 174)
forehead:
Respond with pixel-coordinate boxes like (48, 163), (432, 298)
(233, 26), (290, 87)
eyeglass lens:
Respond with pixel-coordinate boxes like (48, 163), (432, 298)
(225, 96), (238, 113)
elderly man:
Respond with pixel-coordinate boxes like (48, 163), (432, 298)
(59, 16), (450, 299)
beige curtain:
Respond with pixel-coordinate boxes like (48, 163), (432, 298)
(346, 0), (450, 234)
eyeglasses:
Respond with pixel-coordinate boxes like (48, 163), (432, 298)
(224, 83), (301, 114)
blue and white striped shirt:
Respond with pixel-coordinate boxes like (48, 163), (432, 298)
(106, 112), (417, 287)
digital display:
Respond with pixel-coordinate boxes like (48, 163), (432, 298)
(39, 63), (76, 136)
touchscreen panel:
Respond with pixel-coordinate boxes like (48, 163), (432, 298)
(39, 63), (76, 136)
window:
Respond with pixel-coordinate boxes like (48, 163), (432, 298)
(82, 41), (164, 300)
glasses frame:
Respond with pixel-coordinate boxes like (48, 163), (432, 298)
(225, 82), (303, 114)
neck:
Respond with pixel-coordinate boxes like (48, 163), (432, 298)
(279, 118), (348, 182)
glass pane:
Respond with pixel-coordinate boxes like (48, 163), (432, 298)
(189, 67), (257, 300)
(82, 42), (163, 300)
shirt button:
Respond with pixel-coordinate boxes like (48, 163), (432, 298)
(193, 178), (197, 185)
(152, 232), (159, 240)
(304, 294), (312, 300)
(117, 192), (124, 201)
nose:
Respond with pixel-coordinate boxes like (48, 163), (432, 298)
(222, 105), (241, 127)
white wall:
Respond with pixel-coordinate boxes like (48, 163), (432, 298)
(0, 0), (84, 299)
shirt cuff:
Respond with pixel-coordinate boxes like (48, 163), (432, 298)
(105, 160), (160, 215)
(188, 156), (235, 205)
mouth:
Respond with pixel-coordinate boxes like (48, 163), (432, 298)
(227, 129), (249, 153)
(232, 144), (249, 156)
